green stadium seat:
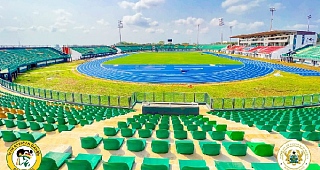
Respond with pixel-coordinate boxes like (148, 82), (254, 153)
(66, 153), (102, 170)
(80, 135), (103, 149)
(199, 141), (221, 156)
(17, 121), (30, 129)
(1, 130), (20, 142)
(43, 123), (57, 132)
(222, 141), (247, 156)
(175, 140), (194, 155)
(215, 160), (246, 170)
(179, 159), (209, 170)
(141, 157), (170, 170)
(4, 119), (17, 128)
(19, 131), (46, 143)
(127, 138), (146, 152)
(251, 162), (281, 170)
(280, 132), (303, 141)
(208, 131), (225, 140)
(121, 128), (136, 137)
(30, 121), (43, 130)
(226, 131), (245, 141)
(57, 125), (74, 133)
(151, 140), (170, 153)
(302, 132), (320, 141)
(174, 130), (187, 139)
(156, 129), (170, 139)
(38, 151), (72, 170)
(103, 137), (124, 150)
(104, 127), (119, 136)
(138, 129), (152, 138)
(246, 142), (274, 157)
(103, 155), (135, 170)
(191, 130), (206, 140)
(214, 124), (227, 131)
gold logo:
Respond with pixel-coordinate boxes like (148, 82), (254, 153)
(277, 140), (311, 170)
(6, 140), (42, 170)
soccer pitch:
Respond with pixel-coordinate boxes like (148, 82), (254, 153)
(103, 52), (242, 65)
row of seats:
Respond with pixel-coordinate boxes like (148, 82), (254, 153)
(40, 151), (312, 170)
(70, 46), (117, 56)
(0, 47), (69, 71)
(209, 107), (320, 141)
(294, 46), (320, 61)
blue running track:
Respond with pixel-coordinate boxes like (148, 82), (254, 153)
(76, 53), (320, 83)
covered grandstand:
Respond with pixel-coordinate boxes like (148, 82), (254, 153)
(228, 30), (318, 60)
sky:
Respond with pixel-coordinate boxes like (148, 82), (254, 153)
(0, 0), (319, 46)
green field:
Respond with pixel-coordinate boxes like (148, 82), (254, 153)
(14, 59), (320, 100)
(104, 52), (242, 65)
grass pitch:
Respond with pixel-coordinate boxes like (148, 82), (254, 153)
(15, 59), (320, 101)
(103, 52), (242, 65)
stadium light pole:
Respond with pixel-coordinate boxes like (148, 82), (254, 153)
(307, 15), (312, 31)
(269, 7), (276, 31)
(219, 18), (224, 44)
(197, 24), (200, 46)
(118, 20), (123, 44)
(229, 26), (233, 42)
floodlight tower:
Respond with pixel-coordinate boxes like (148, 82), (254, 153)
(197, 24), (200, 46)
(229, 26), (233, 42)
(219, 18), (224, 44)
(118, 20), (123, 44)
(307, 15), (312, 31)
(270, 7), (276, 31)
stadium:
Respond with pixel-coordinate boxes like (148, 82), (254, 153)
(0, 0), (320, 170)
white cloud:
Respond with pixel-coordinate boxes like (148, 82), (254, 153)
(83, 30), (90, 33)
(132, 29), (139, 33)
(219, 19), (264, 30)
(149, 21), (159, 26)
(145, 28), (155, 33)
(97, 19), (109, 26)
(286, 24), (318, 30)
(156, 28), (164, 33)
(0, 6), (3, 9)
(123, 13), (158, 27)
(175, 17), (204, 26)
(3, 26), (26, 32)
(210, 18), (220, 26)
(145, 28), (164, 33)
(221, 0), (242, 8)
(0, 15), (3, 19)
(224, 0), (264, 14)
(73, 26), (85, 30)
(186, 29), (193, 35)
(29, 26), (50, 32)
(13, 17), (18, 20)
(173, 30), (179, 34)
(269, 2), (285, 9)
(33, 11), (39, 15)
(315, 19), (320, 23)
(53, 9), (72, 16)
(200, 27), (209, 34)
(118, 0), (165, 10)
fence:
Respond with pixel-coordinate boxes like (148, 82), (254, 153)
(0, 79), (133, 108)
(0, 79), (320, 110)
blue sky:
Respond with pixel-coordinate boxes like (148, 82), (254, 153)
(0, 0), (319, 45)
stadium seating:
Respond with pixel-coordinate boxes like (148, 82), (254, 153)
(208, 107), (320, 141)
(0, 47), (69, 72)
(294, 46), (320, 61)
(70, 46), (116, 56)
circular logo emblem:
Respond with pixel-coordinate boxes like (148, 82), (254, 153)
(277, 140), (311, 170)
(6, 140), (42, 170)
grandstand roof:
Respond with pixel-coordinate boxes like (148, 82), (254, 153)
(231, 30), (316, 38)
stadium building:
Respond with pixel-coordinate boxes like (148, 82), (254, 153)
(227, 30), (318, 59)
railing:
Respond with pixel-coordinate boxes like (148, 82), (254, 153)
(0, 79), (319, 110)
(0, 79), (132, 108)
